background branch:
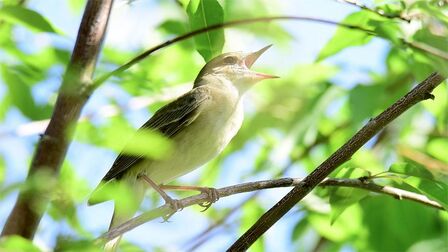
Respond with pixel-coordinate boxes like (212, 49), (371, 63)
(98, 175), (444, 243)
(1, 0), (113, 238)
(228, 72), (446, 251)
(3, 15), (445, 140)
(336, 0), (411, 22)
(90, 15), (377, 89)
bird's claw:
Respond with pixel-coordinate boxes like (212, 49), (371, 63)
(166, 198), (184, 212)
(198, 187), (219, 212)
(161, 198), (183, 222)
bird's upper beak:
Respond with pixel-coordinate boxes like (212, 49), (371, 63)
(244, 45), (279, 80)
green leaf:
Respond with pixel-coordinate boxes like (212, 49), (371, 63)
(0, 6), (58, 33)
(0, 65), (38, 119)
(291, 218), (309, 241)
(368, 19), (402, 44)
(308, 203), (364, 242)
(75, 118), (172, 160)
(427, 138), (448, 163)
(0, 235), (41, 252)
(187, 0), (224, 61)
(329, 167), (370, 223)
(241, 201), (265, 252)
(158, 19), (188, 35)
(0, 156), (4, 184)
(389, 162), (435, 180)
(389, 163), (448, 209)
(348, 84), (385, 124)
(0, 95), (11, 120)
(317, 11), (375, 61)
(360, 196), (443, 251)
(48, 163), (90, 235)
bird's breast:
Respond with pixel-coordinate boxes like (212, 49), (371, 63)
(144, 93), (244, 184)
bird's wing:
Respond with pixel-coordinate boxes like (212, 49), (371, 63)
(101, 87), (210, 182)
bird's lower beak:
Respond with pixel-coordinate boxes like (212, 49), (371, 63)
(244, 45), (279, 80)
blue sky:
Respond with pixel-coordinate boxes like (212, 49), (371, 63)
(0, 0), (390, 251)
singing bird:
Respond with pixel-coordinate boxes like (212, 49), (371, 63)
(88, 45), (277, 250)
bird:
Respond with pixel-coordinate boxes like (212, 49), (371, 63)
(88, 45), (278, 251)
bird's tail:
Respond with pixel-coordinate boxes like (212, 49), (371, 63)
(104, 209), (128, 252)
(103, 179), (146, 252)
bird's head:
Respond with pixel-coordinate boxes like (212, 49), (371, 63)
(194, 45), (278, 92)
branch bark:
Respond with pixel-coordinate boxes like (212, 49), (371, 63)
(98, 176), (444, 243)
(228, 72), (446, 251)
(1, 0), (114, 238)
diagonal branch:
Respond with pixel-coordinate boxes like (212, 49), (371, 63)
(97, 176), (444, 244)
(1, 0), (114, 239)
(183, 126), (341, 251)
(227, 72), (446, 251)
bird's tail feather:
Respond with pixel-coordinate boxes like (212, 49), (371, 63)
(104, 211), (125, 252)
(103, 179), (146, 252)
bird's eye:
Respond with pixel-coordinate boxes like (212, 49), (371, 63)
(223, 56), (238, 64)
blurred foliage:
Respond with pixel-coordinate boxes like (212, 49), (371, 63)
(0, 0), (447, 251)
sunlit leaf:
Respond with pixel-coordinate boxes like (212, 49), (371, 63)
(329, 167), (370, 223)
(0, 6), (58, 33)
(187, 0), (224, 61)
(368, 19), (402, 44)
(55, 236), (102, 252)
(0, 235), (41, 252)
(291, 217), (309, 241)
(360, 196), (443, 251)
(0, 156), (4, 184)
(241, 201), (265, 252)
(389, 163), (448, 209)
(158, 19), (188, 35)
(1, 64), (37, 119)
(374, 0), (406, 17)
(317, 11), (378, 61)
(389, 162), (435, 180)
(308, 203), (364, 242)
(75, 118), (172, 160)
(349, 84), (385, 124)
(427, 139), (448, 163)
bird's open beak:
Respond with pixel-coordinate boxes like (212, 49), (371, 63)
(244, 45), (279, 80)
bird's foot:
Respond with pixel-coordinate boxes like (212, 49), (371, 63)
(165, 197), (184, 212)
(197, 187), (219, 212)
(161, 198), (184, 222)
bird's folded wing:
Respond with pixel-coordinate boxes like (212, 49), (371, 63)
(100, 87), (211, 182)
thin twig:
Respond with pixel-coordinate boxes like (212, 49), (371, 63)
(89, 16), (377, 89)
(336, 0), (411, 22)
(97, 176), (444, 243)
(228, 72), (446, 251)
(4, 16), (446, 139)
(408, 41), (448, 61)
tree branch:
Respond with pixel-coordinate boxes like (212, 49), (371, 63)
(183, 127), (339, 251)
(97, 176), (444, 244)
(1, 0), (113, 239)
(3, 15), (446, 139)
(228, 72), (446, 251)
(90, 16), (377, 89)
(336, 0), (411, 22)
